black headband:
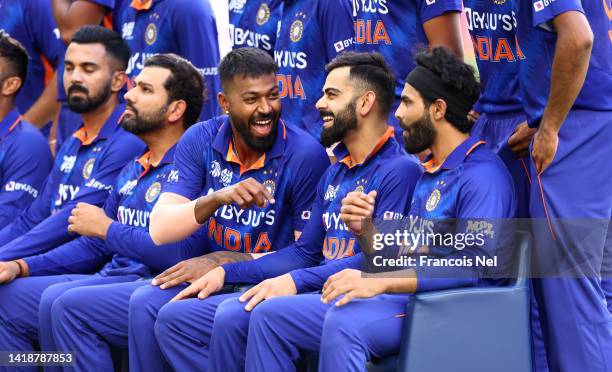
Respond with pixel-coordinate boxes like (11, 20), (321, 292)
(405, 65), (475, 119)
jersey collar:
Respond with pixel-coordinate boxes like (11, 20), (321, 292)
(421, 136), (485, 174)
(333, 126), (395, 169)
(212, 116), (288, 175)
(130, 0), (155, 11)
(72, 104), (126, 146)
(0, 108), (22, 139)
(136, 143), (176, 178)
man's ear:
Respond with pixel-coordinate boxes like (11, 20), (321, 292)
(358, 91), (376, 117)
(1, 76), (22, 96)
(167, 100), (187, 123)
(218, 92), (230, 114)
(431, 99), (447, 121)
(111, 71), (128, 93)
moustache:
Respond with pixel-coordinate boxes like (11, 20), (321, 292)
(67, 85), (89, 95)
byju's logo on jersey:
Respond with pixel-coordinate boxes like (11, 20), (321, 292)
(334, 37), (355, 53)
(229, 0), (247, 12)
(324, 185), (340, 201)
(60, 155), (77, 173)
(533, 0), (544, 11)
(256, 3), (271, 25)
(122, 22), (135, 40)
(210, 160), (221, 178)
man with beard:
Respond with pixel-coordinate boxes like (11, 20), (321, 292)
(159, 51), (422, 372)
(125, 47), (328, 372)
(282, 47), (513, 371)
(0, 26), (145, 261)
(0, 53), (209, 369)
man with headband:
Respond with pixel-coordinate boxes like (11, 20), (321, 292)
(242, 47), (515, 371)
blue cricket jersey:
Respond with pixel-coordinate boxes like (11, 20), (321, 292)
(274, 0), (355, 140)
(409, 137), (516, 292)
(162, 115), (330, 254)
(222, 128), (423, 291)
(463, 0), (526, 114)
(0, 0), (64, 114)
(514, 0), (612, 125)
(229, 0), (284, 55)
(0, 104), (146, 260)
(0, 109), (53, 226)
(352, 0), (462, 112)
(24, 146), (208, 277)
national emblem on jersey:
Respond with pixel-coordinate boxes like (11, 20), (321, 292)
(426, 189), (441, 212)
(210, 160), (221, 178)
(263, 179), (276, 197)
(256, 3), (271, 26)
(82, 158), (95, 180)
(145, 181), (162, 203)
(290, 14), (305, 43)
(145, 23), (157, 45)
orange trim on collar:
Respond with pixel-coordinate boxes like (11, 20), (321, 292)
(8, 116), (22, 132)
(72, 127), (98, 146)
(130, 0), (153, 11)
(466, 140), (486, 156)
(136, 151), (152, 178)
(421, 158), (441, 174)
(339, 127), (395, 168)
(226, 140), (266, 175)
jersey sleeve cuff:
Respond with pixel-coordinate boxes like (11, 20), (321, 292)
(532, 1), (584, 29)
(289, 270), (307, 293)
(22, 256), (42, 277)
(105, 221), (123, 251)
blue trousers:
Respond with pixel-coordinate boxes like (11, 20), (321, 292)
(529, 110), (612, 372)
(242, 294), (408, 372)
(50, 280), (152, 372)
(0, 274), (138, 372)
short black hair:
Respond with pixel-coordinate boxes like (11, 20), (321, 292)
(218, 47), (277, 90)
(0, 31), (29, 94)
(70, 26), (131, 70)
(413, 47), (481, 133)
(144, 53), (205, 128)
(325, 52), (395, 117)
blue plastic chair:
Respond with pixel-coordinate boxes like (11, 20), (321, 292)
(366, 230), (533, 372)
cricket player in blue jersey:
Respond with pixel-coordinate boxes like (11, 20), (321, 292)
(0, 0), (64, 129)
(351, 0), (464, 143)
(0, 26), (145, 261)
(229, 0), (284, 55)
(514, 0), (612, 370)
(157, 52), (422, 372)
(274, 0), (355, 140)
(0, 34), (53, 226)
(0, 54), (209, 372)
(241, 47), (515, 371)
(124, 47), (329, 372)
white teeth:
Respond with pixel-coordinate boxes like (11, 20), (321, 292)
(253, 119), (272, 125)
(323, 116), (334, 122)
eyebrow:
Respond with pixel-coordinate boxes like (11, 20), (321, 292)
(323, 87), (341, 95)
(135, 81), (154, 90)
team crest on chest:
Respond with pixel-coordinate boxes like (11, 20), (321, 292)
(145, 23), (157, 45)
(290, 18), (304, 43)
(82, 158), (95, 179)
(256, 3), (271, 25)
(426, 189), (441, 212)
(263, 179), (276, 197)
(145, 182), (162, 203)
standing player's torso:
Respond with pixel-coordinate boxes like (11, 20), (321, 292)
(229, 0), (283, 54)
(514, 0), (612, 122)
(352, 0), (428, 102)
(0, 0), (60, 113)
(464, 0), (525, 114)
(274, 0), (353, 139)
